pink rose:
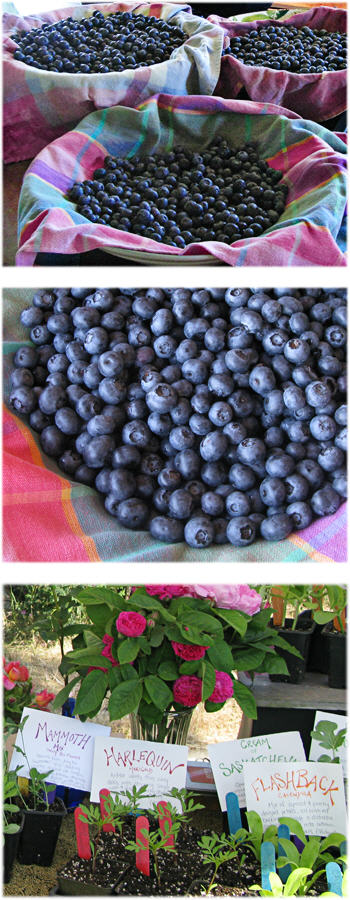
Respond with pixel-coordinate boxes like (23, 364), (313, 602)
(3, 674), (15, 690)
(208, 671), (234, 703)
(31, 689), (55, 708)
(173, 675), (202, 707)
(171, 642), (209, 661)
(5, 661), (29, 682)
(145, 585), (189, 600)
(101, 634), (119, 666)
(187, 585), (262, 616)
(116, 611), (147, 637)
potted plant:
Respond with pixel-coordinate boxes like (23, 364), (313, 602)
(268, 585), (317, 684)
(54, 585), (297, 733)
(3, 746), (24, 883)
(58, 794), (131, 895)
(12, 717), (66, 866)
(312, 586), (347, 688)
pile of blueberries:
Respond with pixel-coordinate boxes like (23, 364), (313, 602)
(67, 138), (287, 248)
(225, 23), (347, 73)
(12, 10), (185, 74)
(9, 287), (346, 549)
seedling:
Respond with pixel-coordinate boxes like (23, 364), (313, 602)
(166, 786), (204, 829)
(233, 810), (278, 861)
(126, 820), (178, 887)
(120, 783), (150, 815)
(276, 817), (346, 892)
(13, 717), (55, 811)
(198, 831), (247, 895)
(250, 866), (313, 896)
(310, 719), (347, 765)
(3, 749), (22, 835)
(76, 801), (123, 874)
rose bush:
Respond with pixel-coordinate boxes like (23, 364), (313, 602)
(3, 657), (55, 723)
(54, 586), (301, 725)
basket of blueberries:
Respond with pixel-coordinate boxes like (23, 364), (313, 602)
(210, 6), (347, 122)
(8, 286), (347, 552)
(17, 92), (346, 266)
(3, 3), (223, 163)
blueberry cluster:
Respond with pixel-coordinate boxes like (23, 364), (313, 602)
(67, 138), (287, 248)
(225, 24), (347, 73)
(12, 10), (185, 74)
(9, 288), (347, 549)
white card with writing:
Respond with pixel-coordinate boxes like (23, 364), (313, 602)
(309, 712), (347, 777)
(10, 708), (111, 792)
(90, 736), (188, 807)
(208, 732), (306, 810)
(244, 761), (347, 836)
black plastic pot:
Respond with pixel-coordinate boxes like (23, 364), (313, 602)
(3, 814), (24, 883)
(297, 609), (328, 674)
(323, 624), (346, 689)
(18, 798), (66, 866)
(58, 874), (116, 895)
(270, 618), (315, 684)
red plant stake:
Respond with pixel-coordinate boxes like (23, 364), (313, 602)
(136, 816), (150, 876)
(74, 806), (91, 860)
(157, 801), (174, 848)
(100, 788), (115, 833)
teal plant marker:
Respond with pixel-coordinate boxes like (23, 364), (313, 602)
(326, 861), (343, 895)
(340, 839), (346, 858)
(226, 792), (242, 834)
(278, 823), (291, 883)
(261, 841), (276, 892)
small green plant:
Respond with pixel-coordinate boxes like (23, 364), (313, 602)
(78, 801), (123, 874)
(276, 817), (346, 892)
(310, 719), (347, 764)
(13, 716), (55, 811)
(198, 831), (247, 894)
(166, 787), (204, 829)
(3, 749), (22, 835)
(269, 585), (323, 630)
(120, 784), (150, 815)
(312, 586), (347, 634)
(250, 867), (313, 896)
(126, 822), (178, 887)
(233, 810), (278, 861)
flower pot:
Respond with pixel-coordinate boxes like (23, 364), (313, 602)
(130, 708), (193, 744)
(3, 813), (24, 883)
(269, 618), (315, 684)
(58, 874), (116, 895)
(297, 609), (329, 675)
(323, 624), (346, 689)
(17, 797), (66, 866)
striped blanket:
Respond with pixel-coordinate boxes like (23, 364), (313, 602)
(3, 288), (347, 563)
(16, 93), (347, 266)
(3, 2), (223, 163)
(209, 6), (347, 122)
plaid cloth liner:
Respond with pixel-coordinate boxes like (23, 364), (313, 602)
(209, 6), (347, 122)
(3, 289), (347, 564)
(16, 93), (346, 266)
(3, 2), (223, 163)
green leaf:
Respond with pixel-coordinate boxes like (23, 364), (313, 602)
(300, 838), (320, 869)
(261, 655), (289, 675)
(278, 837), (300, 864)
(232, 648), (265, 670)
(179, 660), (201, 675)
(272, 634), (302, 658)
(233, 680), (257, 719)
(65, 645), (106, 666)
(207, 641), (234, 672)
(51, 676), (81, 710)
(144, 675), (173, 710)
(181, 609), (223, 638)
(109, 680), (143, 719)
(120, 664), (138, 681)
(108, 667), (123, 690)
(157, 661), (179, 681)
(201, 660), (216, 702)
(76, 587), (121, 609)
(284, 867), (312, 896)
(215, 608), (248, 637)
(149, 626), (164, 647)
(74, 670), (108, 716)
(118, 638), (140, 665)
(204, 700), (225, 713)
(127, 589), (175, 621)
(5, 823), (21, 834)
(279, 818), (307, 844)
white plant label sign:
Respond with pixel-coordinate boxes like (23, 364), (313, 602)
(309, 711), (347, 777)
(208, 731), (306, 809)
(90, 736), (188, 807)
(244, 761), (347, 836)
(10, 707), (111, 792)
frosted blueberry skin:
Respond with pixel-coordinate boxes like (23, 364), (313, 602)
(9, 286), (347, 547)
(224, 23), (347, 74)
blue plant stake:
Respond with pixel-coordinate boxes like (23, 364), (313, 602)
(261, 841), (276, 892)
(278, 823), (291, 883)
(226, 792), (242, 835)
(326, 861), (343, 895)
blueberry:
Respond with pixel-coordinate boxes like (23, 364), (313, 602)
(184, 515), (214, 548)
(226, 516), (256, 546)
(150, 516), (184, 542)
(310, 485), (341, 517)
(260, 513), (293, 541)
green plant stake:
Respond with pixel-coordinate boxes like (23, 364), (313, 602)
(278, 824), (291, 883)
(261, 841), (276, 891)
(326, 862), (343, 896)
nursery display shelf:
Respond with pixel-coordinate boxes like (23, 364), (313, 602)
(243, 672), (346, 711)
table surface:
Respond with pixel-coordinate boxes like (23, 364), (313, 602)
(244, 672), (346, 711)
